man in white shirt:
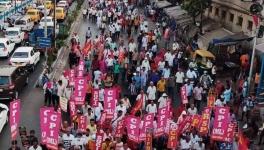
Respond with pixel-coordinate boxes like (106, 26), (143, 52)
(93, 69), (102, 82)
(146, 81), (156, 101)
(128, 39), (137, 53)
(186, 68), (197, 80)
(158, 59), (165, 72)
(175, 69), (185, 92)
(71, 133), (86, 149)
(136, 90), (148, 110)
(141, 57), (150, 71)
(62, 131), (75, 149)
(93, 102), (104, 121)
(115, 101), (127, 115)
(105, 55), (114, 71)
(28, 139), (42, 150)
(146, 100), (157, 114)
(158, 93), (168, 108)
(187, 104), (198, 115)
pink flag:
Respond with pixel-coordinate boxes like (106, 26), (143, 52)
(76, 60), (85, 77)
(155, 107), (169, 137)
(224, 122), (236, 142)
(91, 89), (99, 107)
(74, 77), (87, 105)
(69, 69), (75, 86)
(178, 115), (192, 134)
(96, 133), (104, 150)
(115, 119), (124, 138)
(98, 112), (106, 125)
(9, 99), (21, 140)
(69, 100), (76, 118)
(40, 107), (54, 144)
(78, 116), (87, 132)
(139, 113), (154, 141)
(104, 88), (117, 119)
(211, 107), (230, 141)
(180, 86), (188, 104)
(46, 111), (61, 150)
(126, 115), (140, 143)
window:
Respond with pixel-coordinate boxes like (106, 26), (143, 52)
(237, 17), (243, 26)
(215, 8), (219, 16)
(229, 13), (234, 22)
(209, 6), (213, 13)
(247, 20), (253, 30)
(221, 10), (226, 19)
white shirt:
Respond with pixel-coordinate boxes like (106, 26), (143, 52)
(128, 42), (136, 52)
(215, 99), (225, 107)
(186, 70), (197, 79)
(57, 84), (65, 97)
(62, 133), (75, 149)
(71, 137), (86, 149)
(158, 61), (165, 71)
(180, 139), (192, 149)
(147, 86), (156, 100)
(146, 104), (157, 114)
(175, 72), (185, 83)
(29, 146), (42, 150)
(94, 70), (102, 81)
(93, 102), (104, 121)
(158, 97), (167, 108)
(188, 107), (197, 115)
(105, 57), (114, 67)
(141, 60), (150, 71)
(115, 105), (127, 115)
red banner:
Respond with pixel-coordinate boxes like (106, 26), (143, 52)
(77, 60), (85, 77)
(91, 89), (99, 107)
(207, 95), (215, 107)
(180, 86), (188, 104)
(191, 115), (201, 128)
(155, 106), (169, 137)
(95, 133), (104, 150)
(130, 98), (143, 115)
(139, 113), (154, 141)
(83, 41), (92, 55)
(178, 115), (192, 134)
(78, 116), (87, 132)
(198, 107), (211, 135)
(74, 77), (87, 105)
(46, 111), (61, 150)
(69, 69), (75, 86)
(40, 107), (54, 144)
(69, 100), (76, 119)
(125, 115), (140, 143)
(224, 122), (235, 142)
(9, 99), (21, 140)
(115, 119), (124, 138)
(167, 123), (178, 149)
(211, 107), (230, 141)
(238, 130), (249, 150)
(98, 112), (106, 125)
(104, 88), (117, 119)
(145, 131), (152, 150)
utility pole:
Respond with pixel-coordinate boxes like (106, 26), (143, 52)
(44, 0), (48, 65)
(53, 0), (56, 49)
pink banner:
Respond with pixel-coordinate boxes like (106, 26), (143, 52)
(224, 122), (236, 142)
(9, 99), (21, 140)
(96, 133), (104, 150)
(211, 107), (230, 141)
(178, 115), (192, 134)
(69, 69), (75, 86)
(46, 111), (61, 150)
(115, 119), (124, 138)
(99, 112), (106, 125)
(155, 107), (169, 137)
(74, 77), (87, 105)
(180, 86), (188, 104)
(78, 116), (87, 132)
(139, 113), (154, 141)
(126, 116), (140, 143)
(77, 60), (85, 77)
(40, 107), (54, 144)
(91, 89), (99, 107)
(69, 100), (76, 118)
(167, 123), (178, 149)
(198, 107), (211, 135)
(104, 88), (117, 119)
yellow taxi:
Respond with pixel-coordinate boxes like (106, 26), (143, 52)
(26, 9), (41, 22)
(45, 0), (53, 10)
(55, 7), (66, 20)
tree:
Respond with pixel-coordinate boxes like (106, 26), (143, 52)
(182, 0), (211, 33)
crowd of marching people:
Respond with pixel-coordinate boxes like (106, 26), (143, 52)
(10, 0), (264, 149)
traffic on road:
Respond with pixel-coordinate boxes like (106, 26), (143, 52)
(1, 0), (264, 150)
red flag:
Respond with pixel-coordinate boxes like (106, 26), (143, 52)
(130, 98), (143, 115)
(238, 130), (249, 150)
(253, 15), (259, 27)
(83, 41), (92, 55)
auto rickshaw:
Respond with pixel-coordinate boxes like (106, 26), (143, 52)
(193, 49), (215, 74)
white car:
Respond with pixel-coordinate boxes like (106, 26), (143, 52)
(14, 16), (34, 31)
(0, 38), (15, 57)
(10, 47), (40, 70)
(57, 0), (68, 9)
(37, 5), (51, 15)
(0, 1), (12, 13)
(39, 16), (54, 28)
(0, 103), (8, 133)
(5, 27), (25, 44)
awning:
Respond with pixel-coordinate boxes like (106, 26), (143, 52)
(195, 49), (215, 59)
(155, 1), (172, 8)
(210, 33), (253, 46)
(164, 6), (192, 26)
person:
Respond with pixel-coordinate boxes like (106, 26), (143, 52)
(193, 84), (203, 111)
(8, 140), (21, 150)
(43, 80), (52, 106)
(83, 8), (87, 19)
(157, 77), (166, 98)
(187, 104), (198, 115)
(146, 100), (157, 114)
(28, 138), (42, 150)
(175, 69), (185, 92)
(121, 95), (131, 110)
(71, 132), (85, 149)
(86, 27), (92, 42)
(146, 81), (156, 101)
(62, 130), (75, 149)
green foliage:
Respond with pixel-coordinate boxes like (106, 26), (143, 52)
(182, 0), (211, 17)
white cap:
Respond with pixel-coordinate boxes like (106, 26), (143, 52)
(162, 93), (168, 97)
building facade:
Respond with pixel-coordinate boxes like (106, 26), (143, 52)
(205, 0), (264, 42)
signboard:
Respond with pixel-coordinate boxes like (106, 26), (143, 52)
(38, 37), (51, 48)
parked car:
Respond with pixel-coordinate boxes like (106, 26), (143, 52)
(26, 8), (41, 22)
(39, 16), (54, 28)
(14, 16), (34, 31)
(0, 103), (8, 133)
(0, 1), (12, 13)
(0, 38), (15, 58)
(0, 66), (29, 100)
(55, 7), (66, 20)
(5, 27), (25, 44)
(37, 5), (51, 16)
(9, 47), (40, 70)
(57, 0), (68, 9)
(45, 0), (53, 10)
